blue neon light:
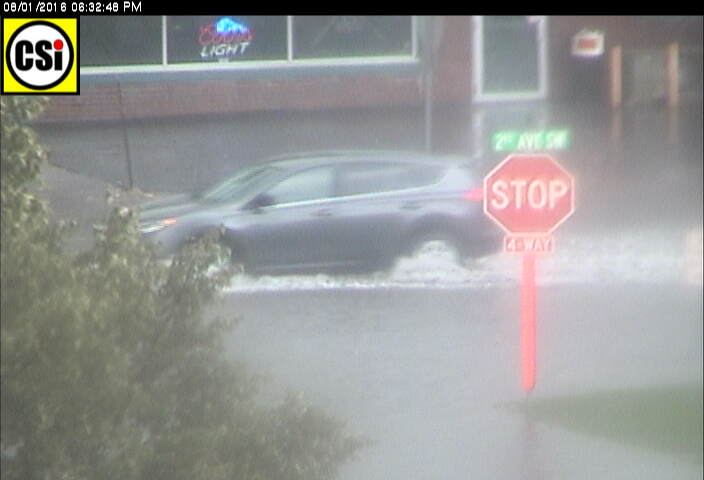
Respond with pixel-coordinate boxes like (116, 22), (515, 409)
(216, 18), (249, 35)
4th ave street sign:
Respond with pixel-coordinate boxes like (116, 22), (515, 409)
(483, 153), (575, 235)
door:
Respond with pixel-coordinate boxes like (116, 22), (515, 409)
(328, 162), (419, 265)
(238, 166), (341, 270)
(473, 16), (548, 102)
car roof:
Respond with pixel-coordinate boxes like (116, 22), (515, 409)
(263, 150), (474, 170)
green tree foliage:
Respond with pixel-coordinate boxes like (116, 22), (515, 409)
(1, 96), (366, 480)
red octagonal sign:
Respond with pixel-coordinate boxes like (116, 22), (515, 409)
(483, 154), (575, 235)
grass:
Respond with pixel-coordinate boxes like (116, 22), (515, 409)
(507, 383), (703, 464)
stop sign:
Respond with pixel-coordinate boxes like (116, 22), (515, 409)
(483, 154), (574, 234)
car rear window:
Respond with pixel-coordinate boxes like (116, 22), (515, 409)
(337, 163), (444, 197)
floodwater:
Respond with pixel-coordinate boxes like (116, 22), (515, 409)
(218, 103), (702, 479)
(224, 226), (701, 292)
(222, 282), (702, 480)
(38, 100), (703, 479)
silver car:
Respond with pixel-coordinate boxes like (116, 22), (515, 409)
(138, 151), (500, 273)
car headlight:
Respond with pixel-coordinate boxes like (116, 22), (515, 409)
(139, 218), (178, 234)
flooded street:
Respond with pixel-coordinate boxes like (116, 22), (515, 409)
(214, 105), (702, 478)
(7, 14), (701, 480)
(220, 284), (701, 480)
(38, 101), (703, 479)
(224, 225), (701, 292)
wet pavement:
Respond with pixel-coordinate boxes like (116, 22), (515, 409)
(219, 285), (702, 480)
(222, 225), (701, 292)
(218, 103), (701, 479)
(36, 100), (703, 478)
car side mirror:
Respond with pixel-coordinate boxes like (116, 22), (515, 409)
(246, 193), (275, 211)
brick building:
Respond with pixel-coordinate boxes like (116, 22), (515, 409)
(38, 16), (702, 192)
(42, 16), (702, 122)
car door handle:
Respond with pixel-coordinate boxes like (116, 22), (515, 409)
(312, 208), (333, 217)
(401, 202), (422, 211)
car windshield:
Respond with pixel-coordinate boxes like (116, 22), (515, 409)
(193, 165), (279, 203)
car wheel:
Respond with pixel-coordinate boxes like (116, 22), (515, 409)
(404, 232), (468, 267)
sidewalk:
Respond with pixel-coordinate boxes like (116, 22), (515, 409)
(37, 162), (154, 252)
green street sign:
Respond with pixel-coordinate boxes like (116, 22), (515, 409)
(492, 129), (572, 152)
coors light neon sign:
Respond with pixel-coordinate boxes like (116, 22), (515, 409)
(199, 17), (253, 60)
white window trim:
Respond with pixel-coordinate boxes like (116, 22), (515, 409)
(286, 15), (294, 61)
(263, 181), (437, 210)
(472, 16), (549, 103)
(161, 16), (168, 67)
(81, 16), (420, 76)
(264, 173), (449, 210)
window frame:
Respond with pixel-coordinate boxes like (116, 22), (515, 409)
(262, 165), (338, 208)
(80, 15), (419, 76)
(335, 162), (443, 198)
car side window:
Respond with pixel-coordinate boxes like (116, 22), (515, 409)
(265, 167), (335, 205)
(197, 166), (277, 203)
(337, 163), (443, 197)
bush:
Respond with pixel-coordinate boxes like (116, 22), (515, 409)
(1, 96), (366, 480)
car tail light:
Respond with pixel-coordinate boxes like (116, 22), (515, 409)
(463, 188), (484, 202)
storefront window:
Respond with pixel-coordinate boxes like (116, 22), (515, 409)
(482, 16), (539, 93)
(80, 16), (415, 71)
(166, 16), (287, 64)
(292, 16), (412, 59)
(80, 16), (162, 67)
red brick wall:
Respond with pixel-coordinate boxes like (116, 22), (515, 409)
(43, 16), (698, 121)
(42, 16), (475, 123)
(549, 16), (703, 101)
(41, 73), (427, 123)
(432, 16), (472, 104)
(551, 16), (702, 50)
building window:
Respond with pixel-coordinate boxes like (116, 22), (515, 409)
(292, 16), (413, 59)
(80, 16), (162, 67)
(80, 16), (416, 73)
(166, 16), (287, 64)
